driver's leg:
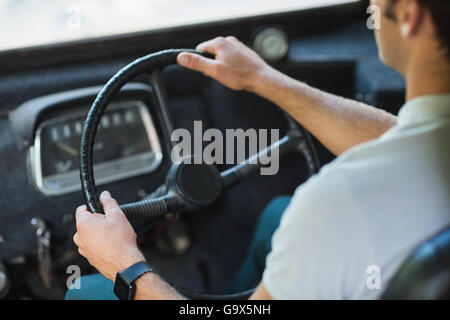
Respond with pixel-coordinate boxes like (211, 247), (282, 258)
(226, 196), (291, 293)
(65, 273), (118, 300)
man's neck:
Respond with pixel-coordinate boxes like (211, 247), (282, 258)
(405, 52), (450, 101)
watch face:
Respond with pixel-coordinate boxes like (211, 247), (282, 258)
(114, 273), (134, 300)
(113, 261), (152, 299)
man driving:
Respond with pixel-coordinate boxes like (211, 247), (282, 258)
(67, 0), (450, 300)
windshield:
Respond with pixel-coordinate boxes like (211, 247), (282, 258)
(0, 0), (360, 51)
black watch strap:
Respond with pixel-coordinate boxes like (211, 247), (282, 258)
(114, 261), (153, 300)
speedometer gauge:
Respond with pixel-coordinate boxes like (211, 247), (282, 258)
(30, 100), (162, 196)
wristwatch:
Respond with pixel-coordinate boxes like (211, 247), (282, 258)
(113, 261), (153, 300)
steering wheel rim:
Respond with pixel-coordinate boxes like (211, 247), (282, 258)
(79, 49), (320, 299)
(80, 48), (319, 218)
(80, 49), (201, 214)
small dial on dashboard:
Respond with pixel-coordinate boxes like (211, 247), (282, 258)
(253, 27), (289, 63)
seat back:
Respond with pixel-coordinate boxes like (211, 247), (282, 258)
(382, 226), (450, 300)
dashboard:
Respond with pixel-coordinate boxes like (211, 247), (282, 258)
(9, 83), (164, 198)
(31, 100), (162, 196)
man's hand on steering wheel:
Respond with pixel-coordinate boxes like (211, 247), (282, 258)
(177, 36), (270, 92)
(74, 191), (144, 281)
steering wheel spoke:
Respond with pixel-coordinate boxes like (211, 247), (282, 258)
(221, 134), (295, 189)
(150, 70), (176, 161)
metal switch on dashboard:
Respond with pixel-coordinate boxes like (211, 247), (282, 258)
(31, 217), (53, 288)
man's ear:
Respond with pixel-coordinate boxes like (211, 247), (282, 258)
(400, 0), (425, 38)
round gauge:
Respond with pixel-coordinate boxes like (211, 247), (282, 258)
(253, 27), (289, 63)
(31, 101), (162, 195)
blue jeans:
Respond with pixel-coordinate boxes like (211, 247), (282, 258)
(65, 196), (291, 300)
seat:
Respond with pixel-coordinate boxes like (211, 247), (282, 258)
(382, 226), (450, 300)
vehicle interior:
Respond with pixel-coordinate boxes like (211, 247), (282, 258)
(0, 0), (448, 300)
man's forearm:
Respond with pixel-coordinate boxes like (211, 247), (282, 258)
(104, 247), (185, 300)
(251, 67), (398, 156)
(134, 272), (185, 300)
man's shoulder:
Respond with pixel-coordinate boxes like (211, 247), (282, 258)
(266, 119), (450, 299)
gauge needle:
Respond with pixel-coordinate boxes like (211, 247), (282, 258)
(56, 141), (79, 157)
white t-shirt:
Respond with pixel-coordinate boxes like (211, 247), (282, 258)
(263, 94), (450, 299)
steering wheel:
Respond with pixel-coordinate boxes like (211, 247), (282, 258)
(79, 49), (320, 299)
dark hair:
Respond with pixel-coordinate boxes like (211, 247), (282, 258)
(387, 0), (450, 60)
(419, 0), (450, 60)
